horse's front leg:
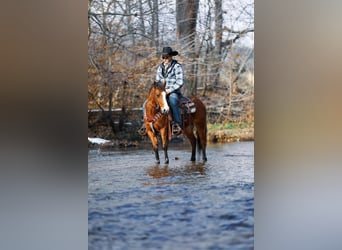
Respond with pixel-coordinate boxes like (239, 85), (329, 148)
(147, 130), (160, 164)
(160, 128), (169, 164)
(154, 147), (160, 164)
(163, 146), (169, 164)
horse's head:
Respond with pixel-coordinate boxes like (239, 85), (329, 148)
(151, 81), (169, 115)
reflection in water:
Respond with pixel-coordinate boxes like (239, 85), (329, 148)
(147, 165), (172, 179)
(147, 162), (206, 179)
(89, 142), (254, 250)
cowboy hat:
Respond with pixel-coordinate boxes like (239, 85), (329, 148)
(161, 47), (178, 56)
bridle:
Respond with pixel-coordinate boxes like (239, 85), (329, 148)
(144, 85), (168, 124)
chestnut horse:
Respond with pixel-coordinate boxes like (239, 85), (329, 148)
(144, 81), (207, 164)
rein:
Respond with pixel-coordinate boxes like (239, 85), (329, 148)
(145, 110), (163, 123)
(144, 100), (163, 123)
(144, 83), (168, 135)
(144, 102), (164, 135)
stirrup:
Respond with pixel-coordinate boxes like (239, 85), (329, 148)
(137, 124), (147, 136)
(172, 123), (182, 135)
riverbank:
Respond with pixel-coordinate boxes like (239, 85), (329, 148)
(88, 122), (254, 150)
(207, 122), (254, 143)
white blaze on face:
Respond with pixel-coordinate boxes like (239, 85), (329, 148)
(161, 91), (169, 113)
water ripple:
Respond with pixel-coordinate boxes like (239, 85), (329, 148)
(89, 142), (254, 250)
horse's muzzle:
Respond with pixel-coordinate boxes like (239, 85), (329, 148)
(160, 107), (169, 115)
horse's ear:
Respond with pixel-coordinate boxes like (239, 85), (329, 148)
(154, 81), (165, 89)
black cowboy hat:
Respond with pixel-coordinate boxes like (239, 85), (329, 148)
(161, 47), (178, 56)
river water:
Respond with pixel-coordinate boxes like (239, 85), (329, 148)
(88, 141), (254, 250)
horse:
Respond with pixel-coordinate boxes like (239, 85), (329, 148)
(144, 81), (207, 164)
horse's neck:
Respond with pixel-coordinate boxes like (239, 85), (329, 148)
(145, 99), (158, 117)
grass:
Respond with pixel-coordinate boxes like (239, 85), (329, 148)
(208, 121), (253, 131)
(207, 121), (254, 143)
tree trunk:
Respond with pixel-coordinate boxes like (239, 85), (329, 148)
(138, 0), (146, 38)
(176, 0), (199, 95)
(213, 0), (223, 86)
(153, 0), (159, 49)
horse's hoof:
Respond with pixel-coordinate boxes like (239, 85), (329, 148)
(190, 157), (196, 162)
(155, 160), (160, 164)
(164, 159), (169, 164)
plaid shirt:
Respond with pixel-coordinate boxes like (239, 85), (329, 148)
(155, 60), (184, 92)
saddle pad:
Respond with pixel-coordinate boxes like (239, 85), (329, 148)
(179, 96), (196, 114)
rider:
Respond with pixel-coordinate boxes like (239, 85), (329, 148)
(138, 46), (184, 136)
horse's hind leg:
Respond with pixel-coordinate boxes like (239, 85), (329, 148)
(184, 125), (196, 161)
(197, 126), (207, 162)
(202, 148), (207, 162)
(200, 139), (207, 162)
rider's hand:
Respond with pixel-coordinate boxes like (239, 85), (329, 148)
(165, 89), (171, 94)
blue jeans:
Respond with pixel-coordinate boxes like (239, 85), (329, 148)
(168, 92), (181, 126)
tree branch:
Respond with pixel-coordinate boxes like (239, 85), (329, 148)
(221, 28), (254, 47)
(88, 11), (138, 17)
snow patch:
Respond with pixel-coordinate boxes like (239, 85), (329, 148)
(88, 137), (110, 144)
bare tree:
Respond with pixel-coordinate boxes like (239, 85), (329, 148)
(175, 0), (199, 95)
(88, 0), (255, 137)
(150, 0), (159, 49)
(213, 0), (223, 86)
